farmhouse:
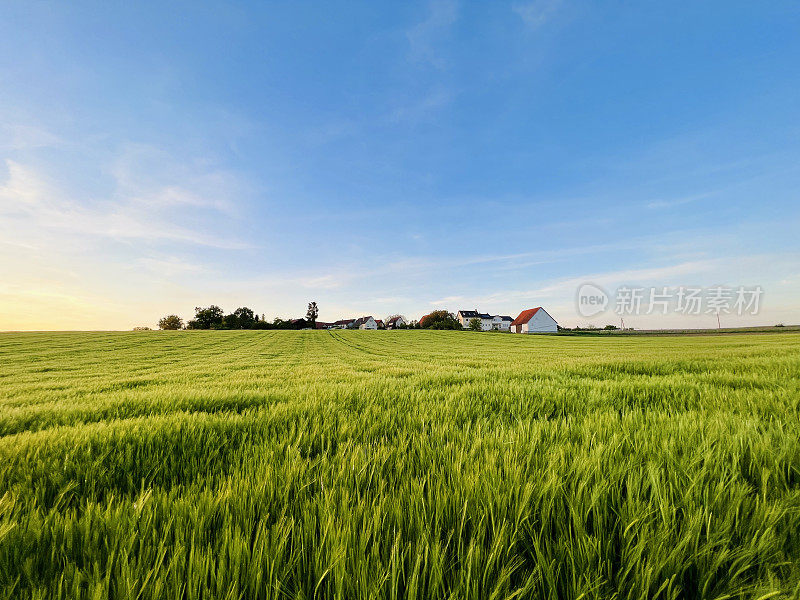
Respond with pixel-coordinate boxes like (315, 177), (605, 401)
(331, 319), (353, 329)
(354, 316), (378, 330)
(510, 307), (558, 333)
(386, 316), (406, 329)
(495, 316), (514, 331)
(330, 316), (377, 330)
(457, 310), (515, 331)
(456, 310), (489, 329)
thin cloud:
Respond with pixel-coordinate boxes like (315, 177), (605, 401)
(0, 159), (252, 249)
(513, 0), (562, 29)
(647, 190), (719, 210)
(406, 0), (458, 69)
(389, 87), (453, 123)
(430, 295), (464, 306)
(0, 123), (63, 151)
(136, 256), (208, 276)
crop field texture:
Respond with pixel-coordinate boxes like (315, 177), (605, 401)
(0, 331), (799, 600)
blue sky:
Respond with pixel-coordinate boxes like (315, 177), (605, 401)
(1, 1), (799, 329)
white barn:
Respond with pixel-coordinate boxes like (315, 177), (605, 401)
(510, 307), (558, 333)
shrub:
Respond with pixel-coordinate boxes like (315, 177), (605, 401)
(157, 315), (183, 330)
(420, 310), (461, 330)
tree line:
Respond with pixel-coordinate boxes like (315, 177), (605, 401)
(157, 304), (319, 330)
(155, 306), (466, 331)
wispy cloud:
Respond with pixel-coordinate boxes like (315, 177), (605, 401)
(135, 256), (208, 277)
(646, 190), (719, 210)
(0, 123), (63, 151)
(513, 0), (562, 29)
(109, 143), (244, 216)
(449, 253), (800, 312)
(0, 158), (251, 249)
(430, 295), (464, 306)
(295, 274), (344, 290)
(389, 87), (453, 123)
(406, 0), (458, 69)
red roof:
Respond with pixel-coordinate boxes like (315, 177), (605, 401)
(510, 307), (541, 326)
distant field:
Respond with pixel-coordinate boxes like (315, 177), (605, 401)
(1, 331), (799, 599)
(562, 325), (800, 336)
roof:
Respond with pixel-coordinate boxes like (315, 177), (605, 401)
(352, 316), (374, 326)
(500, 316), (513, 322)
(459, 310), (497, 320)
(333, 318), (354, 325)
(387, 316), (403, 324)
(510, 307), (542, 326)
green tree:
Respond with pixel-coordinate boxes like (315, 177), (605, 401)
(233, 307), (256, 329)
(468, 317), (481, 331)
(306, 302), (319, 328)
(273, 317), (292, 330)
(158, 315), (183, 330)
(190, 305), (223, 329)
(419, 310), (461, 330)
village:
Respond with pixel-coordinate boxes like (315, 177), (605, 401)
(312, 307), (559, 333)
(153, 304), (559, 332)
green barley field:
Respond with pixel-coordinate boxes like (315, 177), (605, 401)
(1, 330), (799, 600)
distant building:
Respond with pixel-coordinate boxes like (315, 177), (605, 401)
(457, 310), (513, 331)
(509, 307), (558, 333)
(456, 310), (484, 328)
(332, 316), (378, 330)
(496, 316), (514, 331)
(386, 316), (406, 329)
(354, 316), (378, 330)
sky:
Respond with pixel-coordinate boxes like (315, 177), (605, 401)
(1, 1), (799, 330)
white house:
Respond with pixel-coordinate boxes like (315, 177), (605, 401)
(458, 310), (514, 331)
(386, 316), (406, 329)
(510, 307), (558, 333)
(330, 316), (377, 330)
(354, 316), (378, 330)
(457, 310), (479, 328)
(496, 316), (513, 331)
(457, 310), (493, 330)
